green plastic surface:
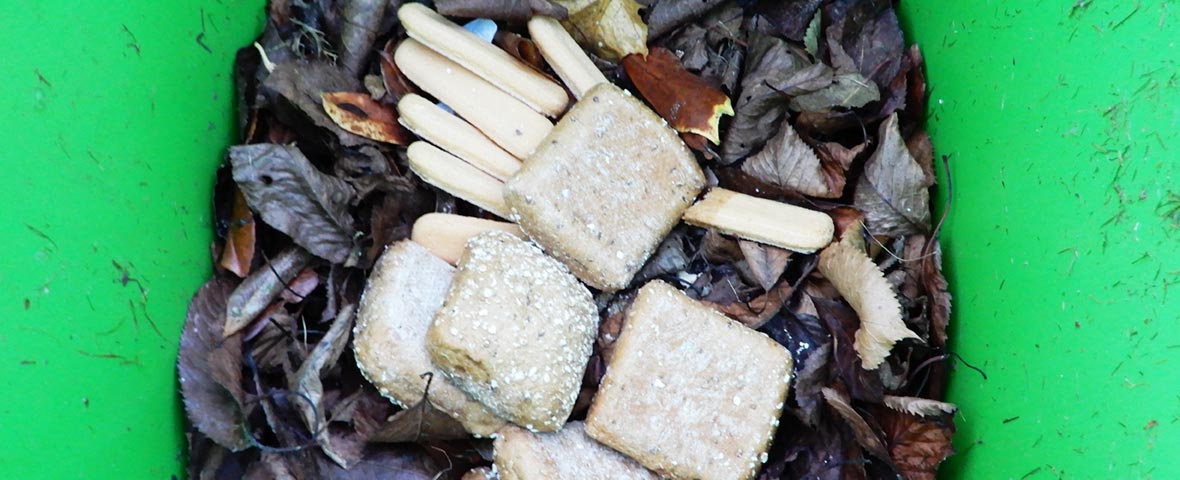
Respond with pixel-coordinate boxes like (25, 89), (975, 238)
(0, 1), (264, 477)
(898, 2), (1180, 478)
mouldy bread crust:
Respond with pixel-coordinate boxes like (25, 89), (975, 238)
(504, 83), (705, 291)
(494, 422), (659, 480)
(427, 231), (598, 432)
(586, 281), (793, 480)
(353, 241), (506, 436)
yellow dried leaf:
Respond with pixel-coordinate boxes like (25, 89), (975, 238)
(321, 91), (412, 144)
(563, 0), (648, 62)
(817, 241), (917, 369)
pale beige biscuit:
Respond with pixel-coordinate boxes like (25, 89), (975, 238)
(504, 83), (705, 291)
(428, 231), (597, 432)
(353, 241), (506, 437)
(461, 466), (496, 480)
(585, 280), (793, 480)
(494, 422), (658, 480)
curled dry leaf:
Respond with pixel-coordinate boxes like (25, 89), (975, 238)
(704, 280), (793, 329)
(645, 0), (727, 39)
(741, 120), (845, 198)
(219, 186), (256, 277)
(562, 0), (648, 61)
(358, 380), (471, 443)
(379, 39), (416, 103)
(178, 277), (249, 451)
(263, 62), (367, 147)
(820, 386), (889, 461)
(321, 92), (413, 145)
(622, 47), (734, 144)
(294, 304), (357, 467)
(230, 143), (359, 265)
(224, 247), (312, 337)
(883, 395), (958, 417)
(817, 241), (918, 370)
(788, 73), (880, 112)
(854, 113), (932, 237)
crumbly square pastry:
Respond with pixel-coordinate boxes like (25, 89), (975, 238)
(353, 240), (506, 436)
(585, 281), (793, 480)
(504, 83), (705, 291)
(428, 231), (598, 432)
(494, 422), (658, 480)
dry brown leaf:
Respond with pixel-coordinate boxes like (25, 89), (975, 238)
(883, 395), (958, 417)
(741, 121), (842, 198)
(321, 91), (413, 145)
(563, 0), (648, 61)
(219, 186), (256, 277)
(820, 387), (889, 461)
(379, 38), (416, 103)
(738, 239), (791, 291)
(854, 113), (932, 237)
(622, 47), (734, 144)
(817, 241), (917, 369)
(224, 247), (312, 337)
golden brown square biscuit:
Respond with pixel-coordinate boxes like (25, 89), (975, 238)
(494, 422), (658, 480)
(353, 240), (506, 436)
(585, 281), (793, 480)
(504, 83), (705, 291)
(428, 231), (598, 432)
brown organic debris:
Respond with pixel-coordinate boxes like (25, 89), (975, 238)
(623, 47), (734, 144)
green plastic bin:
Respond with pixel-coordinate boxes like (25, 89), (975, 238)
(1, 1), (1176, 478)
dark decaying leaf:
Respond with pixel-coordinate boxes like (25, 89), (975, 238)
(230, 143), (359, 265)
(294, 304), (357, 466)
(825, 0), (904, 88)
(775, 416), (868, 480)
(178, 277), (249, 451)
(436, 0), (567, 23)
(813, 296), (884, 402)
(321, 91), (412, 145)
(337, 0), (387, 78)
(623, 47), (734, 144)
(923, 241), (952, 347)
(219, 186), (257, 278)
(721, 32), (798, 163)
(821, 386), (890, 462)
(753, 0), (824, 41)
(633, 229), (690, 285)
(353, 373), (470, 444)
(263, 61), (367, 147)
(224, 246), (313, 337)
(645, 0), (727, 39)
(875, 406), (955, 480)
(706, 280), (793, 329)
(741, 120), (846, 198)
(788, 72), (879, 112)
(853, 113), (932, 237)
(660, 5), (745, 92)
(773, 298), (832, 427)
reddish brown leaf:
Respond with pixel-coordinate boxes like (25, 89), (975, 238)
(704, 280), (793, 329)
(494, 30), (547, 71)
(379, 38), (416, 104)
(219, 186), (256, 278)
(623, 47), (733, 144)
(321, 91), (412, 145)
(876, 407), (956, 480)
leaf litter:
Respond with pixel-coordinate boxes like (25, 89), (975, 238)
(179, 1), (960, 477)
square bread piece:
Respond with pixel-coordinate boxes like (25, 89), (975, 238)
(504, 83), (705, 292)
(494, 422), (658, 480)
(585, 280), (793, 480)
(353, 241), (506, 436)
(428, 231), (598, 432)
